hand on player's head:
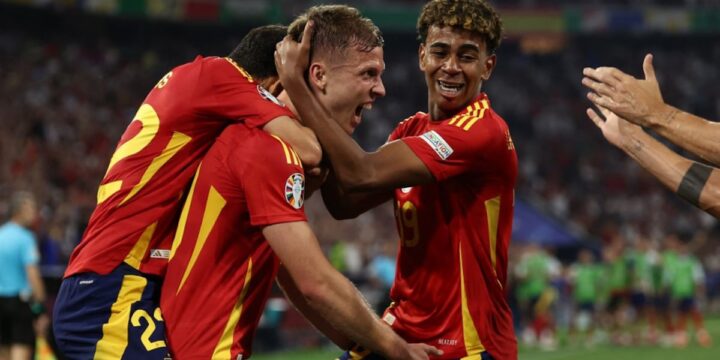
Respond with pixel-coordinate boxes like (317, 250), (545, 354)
(275, 20), (314, 85)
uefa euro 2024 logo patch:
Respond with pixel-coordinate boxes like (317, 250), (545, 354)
(285, 173), (305, 209)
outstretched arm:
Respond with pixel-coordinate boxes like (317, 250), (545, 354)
(587, 106), (720, 218)
(275, 23), (433, 192)
(321, 170), (393, 219)
(276, 265), (353, 350)
(263, 222), (441, 360)
(583, 54), (720, 166)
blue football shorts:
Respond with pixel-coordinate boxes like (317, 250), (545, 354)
(53, 263), (168, 360)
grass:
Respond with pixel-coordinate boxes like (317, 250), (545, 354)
(253, 317), (720, 360)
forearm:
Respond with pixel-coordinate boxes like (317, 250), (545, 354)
(304, 271), (405, 359)
(276, 267), (353, 350)
(264, 222), (408, 359)
(26, 265), (46, 303)
(321, 171), (392, 219)
(621, 129), (720, 217)
(648, 104), (720, 166)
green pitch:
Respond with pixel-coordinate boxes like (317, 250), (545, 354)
(253, 317), (719, 360)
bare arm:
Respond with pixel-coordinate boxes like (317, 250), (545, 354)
(276, 266), (353, 350)
(263, 116), (322, 168)
(321, 170), (393, 219)
(275, 25), (433, 192)
(263, 221), (439, 360)
(645, 105), (720, 167)
(587, 106), (720, 218)
(583, 54), (720, 166)
(26, 264), (46, 304)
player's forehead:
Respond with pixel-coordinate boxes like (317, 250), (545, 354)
(329, 46), (385, 73)
(425, 25), (487, 53)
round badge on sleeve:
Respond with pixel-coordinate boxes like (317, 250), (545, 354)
(257, 85), (283, 106)
(285, 173), (305, 209)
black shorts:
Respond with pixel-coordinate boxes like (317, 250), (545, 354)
(0, 296), (35, 346)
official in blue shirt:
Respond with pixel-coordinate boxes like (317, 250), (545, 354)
(0, 192), (46, 360)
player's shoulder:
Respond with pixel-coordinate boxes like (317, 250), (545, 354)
(442, 94), (507, 133)
(400, 111), (428, 126)
(392, 111), (428, 136)
(219, 125), (303, 168)
(203, 56), (255, 83)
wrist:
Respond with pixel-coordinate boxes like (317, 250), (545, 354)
(647, 104), (677, 130)
(381, 334), (410, 360)
(30, 301), (46, 316)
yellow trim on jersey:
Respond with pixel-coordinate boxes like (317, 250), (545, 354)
(93, 275), (147, 359)
(170, 164), (202, 261)
(224, 57), (254, 82)
(97, 180), (122, 204)
(289, 146), (301, 166)
(120, 131), (192, 206)
(212, 258), (253, 358)
(459, 243), (486, 355)
(270, 135), (300, 165)
(485, 196), (501, 272)
(124, 222), (157, 270)
(448, 99), (490, 131)
(177, 186), (227, 294)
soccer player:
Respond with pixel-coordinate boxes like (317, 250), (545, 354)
(584, 56), (720, 218)
(569, 249), (602, 345)
(276, 0), (518, 358)
(160, 7), (440, 360)
(52, 25), (321, 359)
(665, 239), (712, 348)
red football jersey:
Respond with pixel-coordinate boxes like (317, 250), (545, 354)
(161, 124), (306, 359)
(384, 94), (518, 359)
(65, 56), (295, 277)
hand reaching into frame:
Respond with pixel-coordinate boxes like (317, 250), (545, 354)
(586, 105), (643, 150)
(582, 54), (667, 128)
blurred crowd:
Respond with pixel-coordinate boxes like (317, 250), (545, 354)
(1, 3), (719, 349)
(510, 238), (718, 350)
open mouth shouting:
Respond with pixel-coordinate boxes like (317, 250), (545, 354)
(438, 80), (464, 98)
(351, 102), (373, 132)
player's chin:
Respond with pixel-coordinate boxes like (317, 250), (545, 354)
(437, 96), (467, 114)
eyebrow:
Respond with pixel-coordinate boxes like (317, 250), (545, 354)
(428, 42), (481, 53)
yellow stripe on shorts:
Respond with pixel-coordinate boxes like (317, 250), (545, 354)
(94, 275), (147, 359)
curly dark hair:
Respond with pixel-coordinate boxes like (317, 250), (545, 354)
(288, 5), (383, 61)
(417, 0), (503, 54)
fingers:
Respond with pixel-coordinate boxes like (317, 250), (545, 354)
(274, 49), (282, 68)
(274, 38), (290, 66)
(586, 107), (604, 129)
(643, 53), (656, 81)
(582, 66), (623, 86)
(586, 91), (615, 111)
(582, 76), (616, 97)
(596, 104), (614, 118)
(301, 20), (314, 51)
(423, 345), (443, 356)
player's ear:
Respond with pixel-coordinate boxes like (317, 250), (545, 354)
(308, 62), (327, 93)
(481, 53), (496, 81)
(418, 43), (427, 72)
